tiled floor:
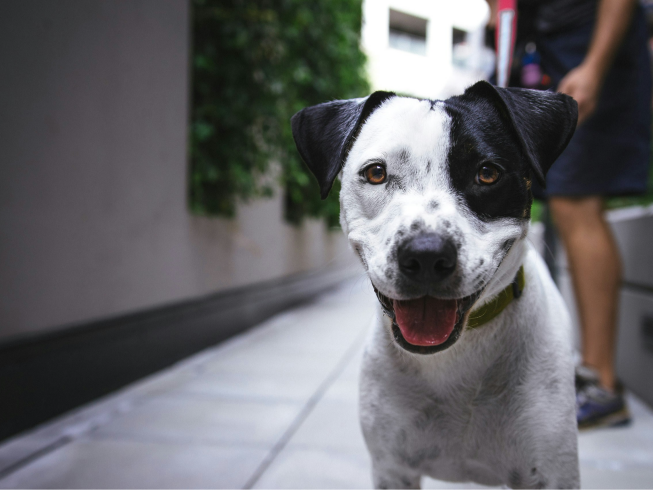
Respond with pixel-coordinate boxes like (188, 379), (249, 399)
(1, 279), (652, 489)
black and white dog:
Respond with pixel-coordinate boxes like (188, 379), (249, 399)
(291, 81), (579, 489)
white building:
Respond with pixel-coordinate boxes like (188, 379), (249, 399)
(362, 0), (492, 99)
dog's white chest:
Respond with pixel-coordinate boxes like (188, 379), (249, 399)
(360, 342), (524, 485)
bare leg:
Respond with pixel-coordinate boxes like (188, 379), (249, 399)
(549, 196), (621, 390)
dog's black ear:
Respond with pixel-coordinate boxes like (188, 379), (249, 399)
(462, 80), (578, 186)
(291, 91), (395, 199)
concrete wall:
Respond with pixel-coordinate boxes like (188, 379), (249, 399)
(0, 0), (357, 342)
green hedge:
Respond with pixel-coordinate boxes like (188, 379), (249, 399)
(189, 0), (370, 227)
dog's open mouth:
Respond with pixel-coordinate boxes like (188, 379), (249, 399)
(373, 287), (482, 355)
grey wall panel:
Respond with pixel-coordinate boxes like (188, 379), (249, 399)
(609, 208), (653, 290)
(616, 289), (653, 407)
(0, 0), (357, 342)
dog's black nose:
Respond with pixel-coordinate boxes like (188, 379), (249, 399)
(397, 233), (457, 284)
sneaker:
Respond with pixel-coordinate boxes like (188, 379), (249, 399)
(574, 364), (598, 392)
(575, 365), (631, 430)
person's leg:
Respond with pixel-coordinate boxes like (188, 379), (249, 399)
(549, 196), (621, 391)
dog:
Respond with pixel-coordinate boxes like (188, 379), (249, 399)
(291, 80), (580, 489)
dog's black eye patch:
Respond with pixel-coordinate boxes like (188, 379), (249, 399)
(442, 81), (576, 221)
(444, 105), (531, 220)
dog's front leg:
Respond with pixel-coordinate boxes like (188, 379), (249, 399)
(371, 461), (421, 489)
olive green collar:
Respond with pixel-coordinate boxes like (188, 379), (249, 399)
(467, 266), (525, 329)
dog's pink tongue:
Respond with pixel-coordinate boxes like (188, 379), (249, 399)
(393, 297), (457, 346)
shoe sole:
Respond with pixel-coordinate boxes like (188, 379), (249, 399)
(578, 407), (632, 431)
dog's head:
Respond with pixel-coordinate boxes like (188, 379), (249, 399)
(291, 81), (577, 354)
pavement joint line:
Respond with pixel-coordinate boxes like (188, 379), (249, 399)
(0, 436), (72, 481)
(241, 325), (369, 489)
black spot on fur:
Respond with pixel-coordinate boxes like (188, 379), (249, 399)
(397, 148), (411, 165)
(386, 174), (406, 193)
(427, 199), (439, 211)
(448, 230), (463, 249)
(442, 82), (576, 221)
(531, 467), (537, 475)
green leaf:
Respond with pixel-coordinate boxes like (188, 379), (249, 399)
(189, 0), (369, 226)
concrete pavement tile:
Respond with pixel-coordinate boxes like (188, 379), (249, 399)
(0, 391), (145, 475)
(579, 426), (653, 468)
(423, 476), (500, 488)
(286, 396), (367, 453)
(320, 373), (360, 404)
(224, 332), (357, 359)
(201, 347), (339, 378)
(174, 369), (323, 403)
(580, 466), (653, 489)
(628, 393), (653, 426)
(93, 395), (301, 447)
(578, 393), (653, 469)
(322, 349), (365, 403)
(221, 307), (371, 355)
(0, 438), (266, 489)
(251, 447), (373, 489)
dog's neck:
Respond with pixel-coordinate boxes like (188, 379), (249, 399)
(475, 238), (528, 308)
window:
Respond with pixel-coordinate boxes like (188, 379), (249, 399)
(452, 27), (469, 67)
(452, 28), (466, 47)
(388, 9), (427, 56)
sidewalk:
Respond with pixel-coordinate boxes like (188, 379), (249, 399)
(1, 279), (652, 489)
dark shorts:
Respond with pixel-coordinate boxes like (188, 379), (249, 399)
(536, 7), (652, 198)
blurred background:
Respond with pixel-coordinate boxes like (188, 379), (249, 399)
(1, 0), (653, 488)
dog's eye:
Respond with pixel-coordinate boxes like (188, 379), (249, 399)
(364, 164), (387, 185)
(476, 164), (501, 185)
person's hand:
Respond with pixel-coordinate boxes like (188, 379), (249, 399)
(557, 63), (602, 125)
(485, 0), (498, 28)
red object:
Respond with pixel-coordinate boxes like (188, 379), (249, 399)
(495, 0), (517, 88)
